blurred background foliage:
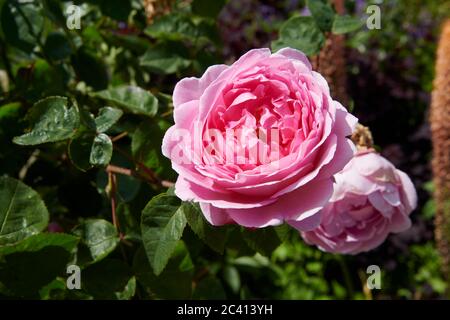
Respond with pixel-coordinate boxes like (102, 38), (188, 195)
(0, 0), (449, 299)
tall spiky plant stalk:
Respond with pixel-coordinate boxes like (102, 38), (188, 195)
(311, 0), (349, 106)
(431, 20), (450, 284)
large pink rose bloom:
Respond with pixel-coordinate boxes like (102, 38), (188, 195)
(162, 48), (358, 230)
(301, 150), (417, 254)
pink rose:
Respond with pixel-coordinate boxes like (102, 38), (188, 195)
(301, 150), (417, 254)
(162, 48), (358, 230)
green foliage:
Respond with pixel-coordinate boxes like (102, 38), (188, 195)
(306, 0), (335, 32)
(332, 15), (364, 34)
(13, 97), (79, 146)
(93, 86), (158, 117)
(89, 133), (113, 167)
(94, 107), (123, 133)
(0, 176), (49, 246)
(192, 0), (226, 18)
(184, 202), (228, 254)
(0, 233), (79, 298)
(272, 16), (325, 56)
(72, 219), (119, 266)
(140, 42), (191, 75)
(272, 1), (364, 56)
(141, 193), (187, 275)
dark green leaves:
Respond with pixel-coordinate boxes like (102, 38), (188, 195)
(72, 219), (119, 265)
(44, 32), (72, 61)
(193, 275), (226, 299)
(71, 47), (109, 90)
(133, 243), (194, 299)
(0, 0), (44, 53)
(272, 3), (362, 56)
(68, 107), (121, 171)
(242, 227), (283, 257)
(131, 119), (175, 179)
(0, 176), (49, 246)
(0, 233), (79, 298)
(98, 0), (132, 22)
(307, 0), (335, 32)
(13, 96), (79, 145)
(89, 133), (113, 167)
(68, 132), (96, 171)
(69, 133), (113, 170)
(0, 232), (79, 255)
(93, 86), (158, 117)
(332, 15), (364, 34)
(184, 202), (228, 254)
(140, 42), (191, 74)
(192, 0), (226, 18)
(145, 14), (197, 41)
(272, 16), (325, 56)
(82, 259), (135, 300)
(94, 107), (123, 133)
(141, 193), (187, 275)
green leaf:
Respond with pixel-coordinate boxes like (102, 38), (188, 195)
(332, 15), (364, 34)
(42, 0), (66, 27)
(133, 243), (193, 299)
(82, 258), (135, 300)
(115, 276), (136, 300)
(99, 0), (131, 21)
(117, 203), (141, 242)
(193, 275), (226, 299)
(0, 102), (21, 120)
(0, 232), (79, 255)
(39, 278), (67, 300)
(223, 265), (240, 294)
(72, 219), (119, 265)
(89, 133), (113, 167)
(140, 42), (191, 74)
(16, 59), (68, 100)
(0, 1), (44, 53)
(44, 32), (72, 61)
(101, 32), (150, 54)
(183, 202), (228, 254)
(0, 176), (49, 246)
(141, 193), (187, 275)
(307, 0), (335, 32)
(131, 119), (175, 180)
(93, 86), (158, 117)
(225, 227), (257, 256)
(272, 16), (325, 56)
(0, 233), (79, 298)
(192, 0), (226, 18)
(13, 96), (79, 146)
(68, 131), (96, 171)
(145, 14), (198, 41)
(71, 47), (109, 90)
(241, 227), (282, 257)
(94, 107), (123, 133)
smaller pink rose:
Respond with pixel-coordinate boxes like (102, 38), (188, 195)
(301, 149), (417, 254)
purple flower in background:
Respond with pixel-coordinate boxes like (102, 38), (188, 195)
(355, 0), (366, 15)
(300, 6), (310, 16)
